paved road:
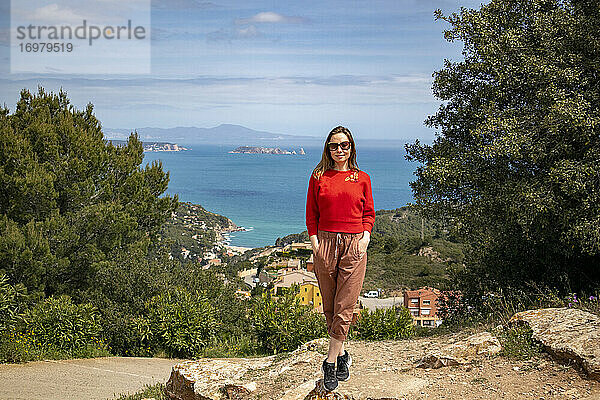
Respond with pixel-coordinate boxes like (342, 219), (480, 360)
(0, 357), (184, 400)
(358, 296), (404, 311)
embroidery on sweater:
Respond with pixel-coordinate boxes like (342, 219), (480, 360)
(345, 171), (359, 182)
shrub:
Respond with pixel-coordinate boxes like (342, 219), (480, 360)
(201, 334), (261, 358)
(250, 285), (327, 354)
(146, 287), (219, 358)
(438, 285), (565, 328)
(497, 325), (542, 360)
(0, 273), (28, 335)
(565, 292), (599, 315)
(0, 295), (108, 362)
(114, 383), (167, 400)
(352, 306), (414, 340)
(100, 311), (153, 357)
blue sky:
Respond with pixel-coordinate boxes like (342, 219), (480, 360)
(0, 0), (485, 140)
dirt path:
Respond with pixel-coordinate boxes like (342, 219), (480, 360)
(234, 332), (600, 400)
(348, 339), (600, 400)
(2, 333), (599, 400)
(0, 356), (184, 400)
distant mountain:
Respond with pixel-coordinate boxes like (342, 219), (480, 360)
(104, 124), (407, 148)
(104, 124), (321, 147)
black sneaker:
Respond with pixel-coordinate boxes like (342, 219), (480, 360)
(321, 359), (338, 391)
(336, 350), (352, 381)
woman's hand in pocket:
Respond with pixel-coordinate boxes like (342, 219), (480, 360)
(310, 235), (319, 255)
(358, 231), (370, 256)
(357, 237), (369, 256)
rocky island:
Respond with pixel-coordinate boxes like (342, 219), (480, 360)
(143, 142), (189, 152)
(230, 146), (305, 155)
(108, 139), (189, 152)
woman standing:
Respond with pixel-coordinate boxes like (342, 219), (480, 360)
(305, 125), (375, 391)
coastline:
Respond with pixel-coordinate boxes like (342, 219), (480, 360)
(223, 244), (254, 254)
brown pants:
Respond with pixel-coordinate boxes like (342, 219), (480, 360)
(313, 230), (367, 342)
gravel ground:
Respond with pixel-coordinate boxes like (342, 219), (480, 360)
(0, 356), (183, 400)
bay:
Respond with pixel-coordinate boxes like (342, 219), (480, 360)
(143, 143), (416, 247)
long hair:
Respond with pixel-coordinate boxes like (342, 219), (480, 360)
(311, 126), (360, 179)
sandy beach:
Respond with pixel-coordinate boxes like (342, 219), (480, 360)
(224, 244), (254, 254)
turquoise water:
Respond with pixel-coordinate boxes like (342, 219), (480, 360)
(143, 144), (416, 247)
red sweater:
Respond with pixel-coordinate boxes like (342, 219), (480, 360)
(305, 169), (375, 237)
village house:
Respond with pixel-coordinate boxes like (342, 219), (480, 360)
(298, 281), (322, 312)
(270, 270), (327, 312)
(207, 258), (222, 267)
(271, 269), (318, 295)
(403, 286), (443, 327)
(267, 265), (362, 322)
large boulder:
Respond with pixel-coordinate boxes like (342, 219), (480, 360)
(510, 307), (600, 380)
(165, 339), (328, 400)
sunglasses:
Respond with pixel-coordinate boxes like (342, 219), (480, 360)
(327, 141), (351, 151)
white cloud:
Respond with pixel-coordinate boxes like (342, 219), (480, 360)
(235, 12), (308, 25)
(14, 1), (150, 26)
(29, 3), (87, 25)
(235, 25), (260, 39)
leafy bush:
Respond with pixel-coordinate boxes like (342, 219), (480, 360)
(250, 285), (327, 354)
(201, 334), (261, 358)
(0, 273), (28, 335)
(98, 311), (153, 357)
(146, 287), (219, 358)
(0, 295), (108, 362)
(352, 306), (414, 340)
(23, 295), (103, 352)
(438, 285), (565, 328)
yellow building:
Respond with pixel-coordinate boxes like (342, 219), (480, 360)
(298, 281), (322, 312)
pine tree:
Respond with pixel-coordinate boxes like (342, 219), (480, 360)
(0, 87), (178, 297)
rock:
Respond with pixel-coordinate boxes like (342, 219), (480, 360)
(416, 354), (463, 369)
(445, 332), (502, 357)
(510, 307), (600, 381)
(303, 380), (353, 400)
(300, 372), (427, 400)
(166, 338), (327, 400)
(165, 357), (270, 400)
(416, 332), (501, 369)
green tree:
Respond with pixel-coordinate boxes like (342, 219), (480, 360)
(0, 87), (178, 297)
(406, 0), (600, 305)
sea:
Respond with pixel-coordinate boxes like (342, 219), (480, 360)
(143, 144), (417, 248)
